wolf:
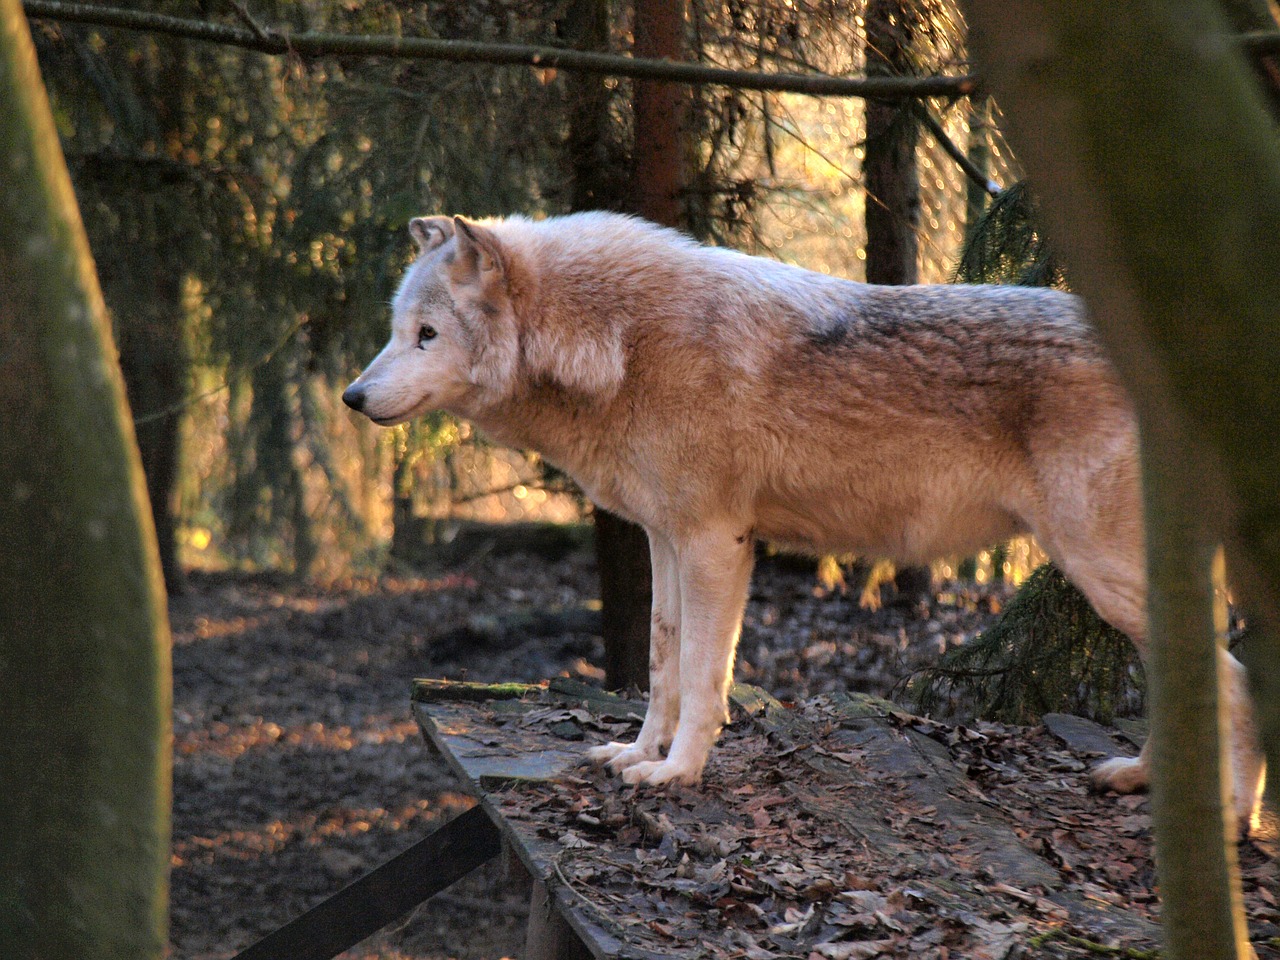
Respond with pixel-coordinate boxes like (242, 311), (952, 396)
(343, 211), (1263, 822)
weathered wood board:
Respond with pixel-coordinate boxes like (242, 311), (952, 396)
(413, 679), (1279, 960)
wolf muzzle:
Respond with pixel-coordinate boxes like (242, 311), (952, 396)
(341, 383), (366, 413)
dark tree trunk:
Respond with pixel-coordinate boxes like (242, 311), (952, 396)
(96, 38), (192, 594)
(559, 0), (688, 691)
(863, 0), (920, 288)
(562, 0), (627, 215)
(594, 511), (654, 691)
(863, 0), (931, 602)
(114, 245), (188, 593)
(560, 0), (656, 692)
(632, 0), (688, 228)
(591, 0), (690, 691)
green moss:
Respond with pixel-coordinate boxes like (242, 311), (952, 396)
(411, 679), (541, 703)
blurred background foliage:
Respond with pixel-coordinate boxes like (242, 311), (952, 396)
(30, 0), (1027, 587)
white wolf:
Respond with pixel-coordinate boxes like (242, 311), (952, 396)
(344, 211), (1262, 821)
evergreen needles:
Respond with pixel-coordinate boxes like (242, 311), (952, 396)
(954, 180), (1064, 288)
(910, 564), (1145, 724)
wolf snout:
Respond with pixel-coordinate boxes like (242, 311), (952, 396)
(341, 383), (367, 413)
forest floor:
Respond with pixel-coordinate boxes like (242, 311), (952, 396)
(167, 545), (1279, 960)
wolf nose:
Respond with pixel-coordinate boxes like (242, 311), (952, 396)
(342, 383), (366, 412)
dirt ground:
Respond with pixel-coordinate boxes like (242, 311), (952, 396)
(165, 548), (1266, 959)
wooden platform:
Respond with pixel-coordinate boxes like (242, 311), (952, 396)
(411, 677), (1185, 960)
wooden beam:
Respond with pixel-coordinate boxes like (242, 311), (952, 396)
(231, 805), (501, 960)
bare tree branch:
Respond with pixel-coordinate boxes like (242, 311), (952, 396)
(22, 0), (977, 100)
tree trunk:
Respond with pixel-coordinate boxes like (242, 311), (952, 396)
(570, 0), (689, 691)
(562, 0), (627, 215)
(0, 3), (172, 958)
(92, 27), (192, 594)
(863, 0), (920, 288)
(964, 97), (994, 241)
(113, 238), (189, 593)
(632, 0), (688, 228)
(1141, 415), (1249, 959)
(863, 0), (931, 602)
(965, 1), (1280, 955)
(560, 0), (653, 691)
(595, 511), (654, 690)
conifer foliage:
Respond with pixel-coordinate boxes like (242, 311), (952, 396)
(911, 564), (1142, 724)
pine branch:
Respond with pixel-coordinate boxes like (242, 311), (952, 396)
(21, 0), (976, 100)
(915, 104), (1001, 197)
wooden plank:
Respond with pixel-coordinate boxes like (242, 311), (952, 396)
(412, 678), (645, 793)
(413, 697), (585, 791)
(411, 681), (667, 960)
(230, 805), (501, 960)
(1043, 712), (1139, 759)
(411, 680), (1170, 958)
(808, 693), (1161, 943)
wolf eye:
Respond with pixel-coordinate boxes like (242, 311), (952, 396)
(417, 325), (437, 348)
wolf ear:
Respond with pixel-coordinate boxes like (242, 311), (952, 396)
(408, 216), (454, 253)
(451, 216), (508, 282)
(446, 217), (518, 391)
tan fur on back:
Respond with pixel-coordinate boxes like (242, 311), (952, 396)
(452, 215), (1127, 563)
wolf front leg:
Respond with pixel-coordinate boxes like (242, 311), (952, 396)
(622, 525), (755, 787)
(587, 530), (682, 771)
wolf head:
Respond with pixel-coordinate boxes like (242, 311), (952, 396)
(342, 215), (521, 425)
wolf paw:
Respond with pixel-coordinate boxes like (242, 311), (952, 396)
(586, 742), (630, 765)
(586, 741), (659, 772)
(620, 758), (703, 787)
(1090, 755), (1148, 795)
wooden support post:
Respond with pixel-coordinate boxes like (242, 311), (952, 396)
(524, 880), (594, 960)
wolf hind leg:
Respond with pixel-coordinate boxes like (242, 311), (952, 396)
(1090, 741), (1150, 795)
(1045, 526), (1264, 826)
(1089, 648), (1263, 827)
(586, 530), (681, 772)
(1045, 551), (1154, 797)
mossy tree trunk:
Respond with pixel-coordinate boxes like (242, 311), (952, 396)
(0, 3), (172, 958)
(966, 0), (1280, 956)
(1218, 0), (1280, 120)
(1139, 416), (1248, 958)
